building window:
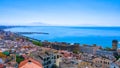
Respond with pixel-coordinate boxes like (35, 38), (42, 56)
(47, 57), (50, 60)
(52, 57), (54, 59)
(44, 58), (46, 61)
(54, 56), (56, 59)
(47, 66), (48, 68)
(101, 61), (102, 63)
(57, 55), (59, 58)
(104, 61), (106, 64)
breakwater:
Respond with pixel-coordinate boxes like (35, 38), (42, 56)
(15, 32), (49, 35)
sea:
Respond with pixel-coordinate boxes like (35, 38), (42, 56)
(5, 26), (120, 48)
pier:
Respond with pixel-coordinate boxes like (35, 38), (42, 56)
(15, 32), (49, 35)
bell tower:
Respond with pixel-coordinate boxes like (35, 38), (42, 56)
(112, 40), (118, 51)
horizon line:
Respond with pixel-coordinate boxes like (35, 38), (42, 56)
(1, 25), (120, 27)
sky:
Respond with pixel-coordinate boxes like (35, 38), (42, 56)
(0, 0), (120, 26)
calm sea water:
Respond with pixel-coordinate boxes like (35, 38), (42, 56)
(5, 26), (120, 48)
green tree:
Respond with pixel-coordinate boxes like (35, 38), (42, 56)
(83, 44), (88, 46)
(32, 40), (42, 46)
(51, 64), (58, 68)
(115, 55), (120, 60)
(104, 47), (111, 51)
(93, 44), (97, 47)
(16, 55), (24, 64)
(73, 50), (79, 54)
(2, 51), (9, 56)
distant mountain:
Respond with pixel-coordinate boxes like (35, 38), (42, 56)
(30, 22), (51, 26)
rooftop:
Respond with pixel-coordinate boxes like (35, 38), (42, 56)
(19, 58), (43, 68)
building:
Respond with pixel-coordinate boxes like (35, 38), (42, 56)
(96, 50), (117, 60)
(112, 40), (118, 51)
(31, 48), (60, 68)
(80, 45), (100, 55)
(110, 62), (119, 68)
(0, 58), (4, 63)
(42, 41), (80, 52)
(19, 58), (43, 68)
(59, 58), (78, 68)
(81, 53), (94, 62)
(5, 62), (18, 68)
(117, 49), (120, 55)
(110, 58), (120, 68)
(0, 64), (4, 68)
(93, 57), (112, 68)
(78, 61), (95, 68)
(56, 57), (62, 67)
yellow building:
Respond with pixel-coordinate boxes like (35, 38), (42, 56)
(93, 57), (112, 68)
(78, 61), (95, 68)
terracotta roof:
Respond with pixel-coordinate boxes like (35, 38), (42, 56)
(0, 64), (4, 68)
(19, 58), (43, 68)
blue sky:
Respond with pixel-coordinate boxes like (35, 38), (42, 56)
(0, 0), (120, 26)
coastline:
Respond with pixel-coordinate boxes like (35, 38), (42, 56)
(3, 26), (120, 48)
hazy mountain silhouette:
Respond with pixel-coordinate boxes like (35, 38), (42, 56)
(30, 22), (52, 26)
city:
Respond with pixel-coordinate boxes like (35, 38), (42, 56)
(0, 0), (120, 68)
(0, 29), (120, 68)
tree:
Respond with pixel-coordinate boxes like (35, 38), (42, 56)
(93, 44), (97, 47)
(32, 40), (42, 46)
(0, 52), (6, 58)
(104, 47), (111, 51)
(83, 44), (88, 46)
(115, 55), (120, 60)
(16, 55), (24, 64)
(51, 64), (58, 68)
(25, 37), (30, 41)
(2, 51), (9, 56)
(73, 50), (79, 54)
